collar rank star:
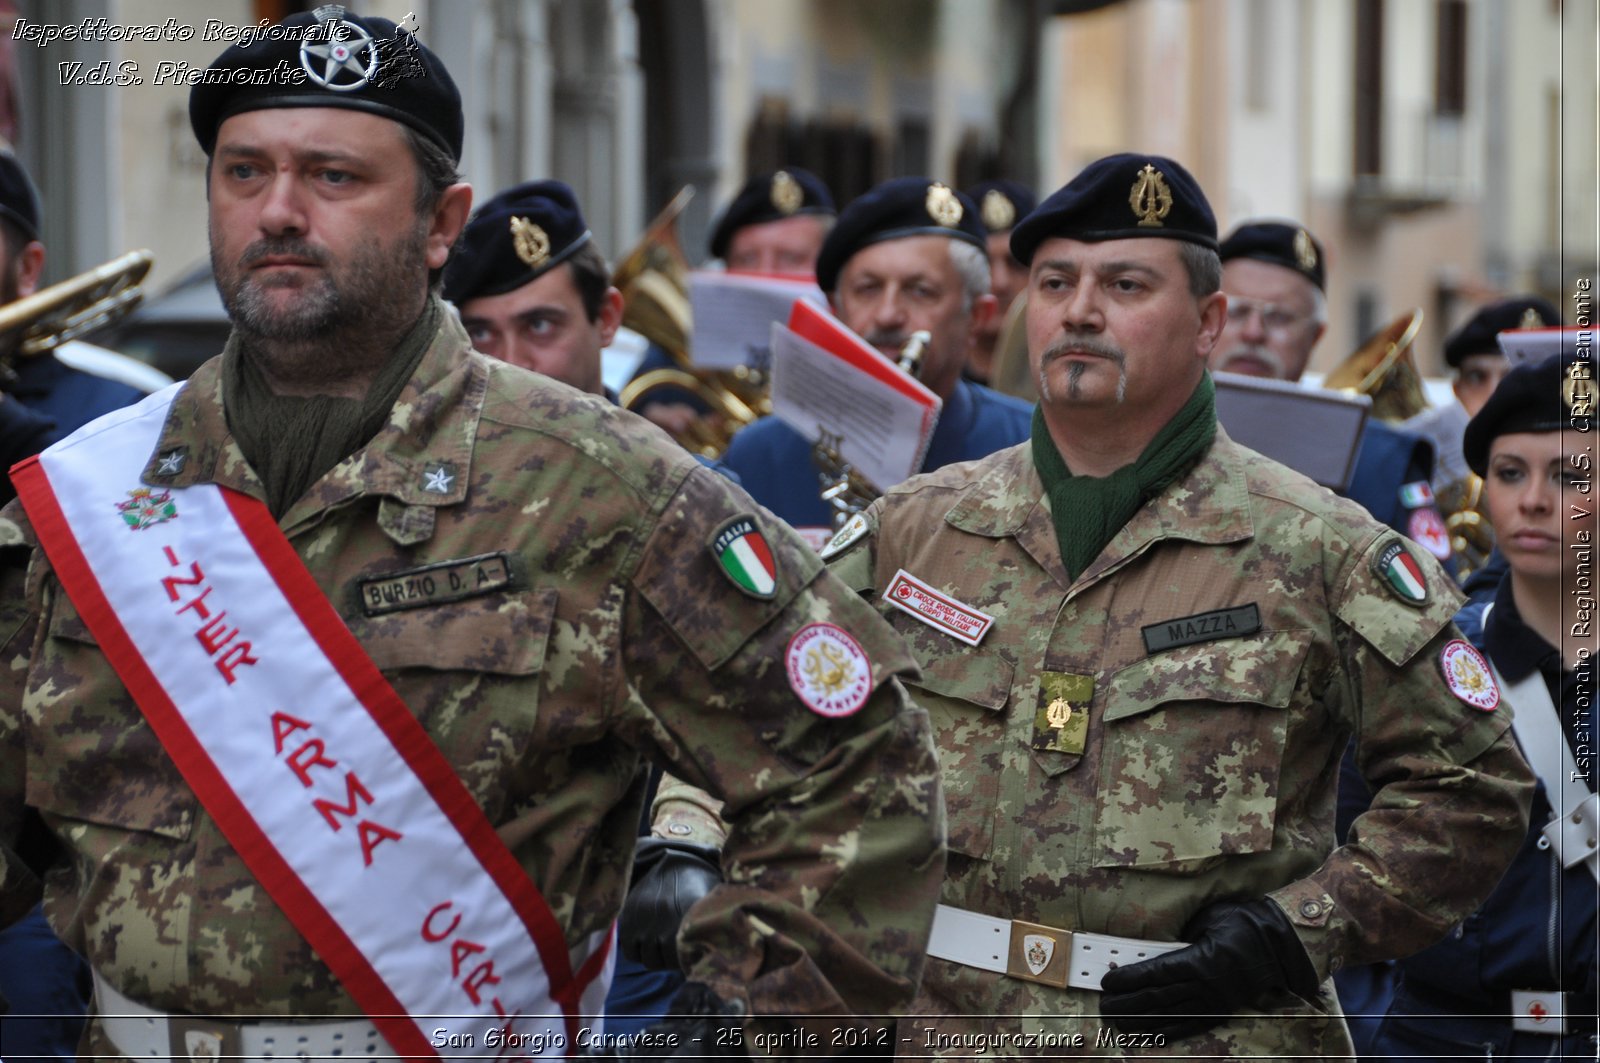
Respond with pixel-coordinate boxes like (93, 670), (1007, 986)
(710, 516), (777, 599)
(421, 463), (455, 494)
(1373, 539), (1428, 606)
(881, 569), (993, 647)
(155, 448), (187, 477)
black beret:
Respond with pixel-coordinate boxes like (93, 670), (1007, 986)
(708, 168), (835, 261)
(1219, 220), (1326, 291)
(442, 181), (592, 305)
(1443, 297), (1562, 368)
(0, 147), (41, 243)
(190, 8), (463, 161)
(1010, 153), (1218, 265)
(1463, 354), (1594, 475)
(964, 178), (1036, 234)
(815, 177), (986, 293)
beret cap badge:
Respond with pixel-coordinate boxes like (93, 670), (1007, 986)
(980, 189), (1017, 231)
(770, 170), (804, 215)
(300, 5), (379, 93)
(1294, 228), (1318, 271)
(925, 183), (964, 227)
(1129, 164), (1174, 228)
(1521, 306), (1544, 330)
(509, 216), (551, 269)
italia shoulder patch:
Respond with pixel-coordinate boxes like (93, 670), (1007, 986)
(1373, 539), (1428, 606)
(710, 516), (777, 599)
(785, 622), (872, 718)
(1398, 479), (1434, 508)
(819, 512), (870, 561)
(1440, 639), (1500, 711)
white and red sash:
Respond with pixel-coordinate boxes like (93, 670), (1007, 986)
(13, 386), (612, 1059)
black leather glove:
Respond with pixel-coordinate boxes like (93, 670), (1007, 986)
(1099, 898), (1320, 1038)
(589, 981), (748, 1058)
(618, 837), (722, 971)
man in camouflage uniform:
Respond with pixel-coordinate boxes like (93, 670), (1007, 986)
(821, 153), (1534, 1057)
(0, 12), (944, 1059)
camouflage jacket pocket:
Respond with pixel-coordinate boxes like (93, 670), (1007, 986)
(1092, 630), (1311, 874)
(27, 602), (197, 841)
(906, 649), (1013, 859)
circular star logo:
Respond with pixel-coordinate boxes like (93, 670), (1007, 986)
(300, 18), (380, 92)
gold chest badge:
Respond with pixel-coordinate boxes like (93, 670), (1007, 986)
(1032, 671), (1092, 755)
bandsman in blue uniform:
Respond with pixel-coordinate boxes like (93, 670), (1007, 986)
(720, 177), (1032, 547)
(1368, 353), (1597, 1059)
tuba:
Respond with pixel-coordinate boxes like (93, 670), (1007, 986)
(1321, 309), (1430, 422)
(810, 331), (930, 531)
(614, 188), (769, 457)
(0, 250), (153, 371)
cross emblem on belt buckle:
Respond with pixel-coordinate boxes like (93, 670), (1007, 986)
(1005, 918), (1070, 988)
(168, 1016), (242, 1061)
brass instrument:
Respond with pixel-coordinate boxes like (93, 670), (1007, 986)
(811, 330), (930, 531)
(614, 188), (770, 457)
(1322, 309), (1429, 422)
(1438, 472), (1494, 578)
(0, 250), (153, 362)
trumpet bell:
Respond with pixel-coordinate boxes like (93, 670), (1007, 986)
(1322, 308), (1430, 423)
(0, 250), (154, 359)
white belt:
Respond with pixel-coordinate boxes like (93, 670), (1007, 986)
(925, 903), (1185, 990)
(94, 972), (394, 1062)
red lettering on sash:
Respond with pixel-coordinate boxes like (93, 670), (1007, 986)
(271, 711), (312, 754)
(195, 614), (240, 655)
(462, 960), (502, 1006)
(161, 559), (205, 599)
(450, 938), (487, 976)
(313, 772), (375, 830)
(422, 902), (462, 942)
(358, 820), (403, 866)
(215, 643), (259, 684)
(173, 584), (214, 620)
(287, 739), (338, 786)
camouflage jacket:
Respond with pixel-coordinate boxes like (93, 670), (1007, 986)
(0, 309), (945, 1048)
(826, 432), (1534, 1058)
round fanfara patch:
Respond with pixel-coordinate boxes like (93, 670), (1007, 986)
(1440, 639), (1500, 711)
(786, 622), (873, 718)
(1408, 507), (1453, 561)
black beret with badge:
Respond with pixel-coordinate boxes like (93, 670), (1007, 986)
(707, 168), (836, 261)
(189, 5), (463, 162)
(814, 177), (987, 293)
(1443, 297), (1562, 368)
(1010, 152), (1218, 265)
(442, 180), (592, 305)
(1463, 353), (1594, 475)
(0, 145), (42, 243)
(1219, 220), (1326, 291)
(964, 178), (1036, 235)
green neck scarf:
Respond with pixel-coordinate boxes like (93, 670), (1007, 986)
(223, 299), (439, 519)
(1031, 373), (1217, 581)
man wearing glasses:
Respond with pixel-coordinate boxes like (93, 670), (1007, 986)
(1208, 221), (1451, 551)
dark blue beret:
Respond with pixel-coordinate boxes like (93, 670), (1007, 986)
(1010, 153), (1218, 264)
(442, 181), (592, 305)
(1444, 296), (1562, 368)
(815, 177), (986, 293)
(708, 168), (835, 261)
(1464, 353), (1594, 475)
(1220, 220), (1326, 291)
(190, 8), (463, 161)
(0, 147), (41, 243)
(964, 179), (1036, 234)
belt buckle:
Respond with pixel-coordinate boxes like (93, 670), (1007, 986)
(1005, 918), (1071, 988)
(1511, 989), (1568, 1036)
(168, 1015), (244, 1061)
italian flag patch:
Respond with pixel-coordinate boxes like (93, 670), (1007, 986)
(1373, 540), (1427, 605)
(711, 516), (777, 599)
